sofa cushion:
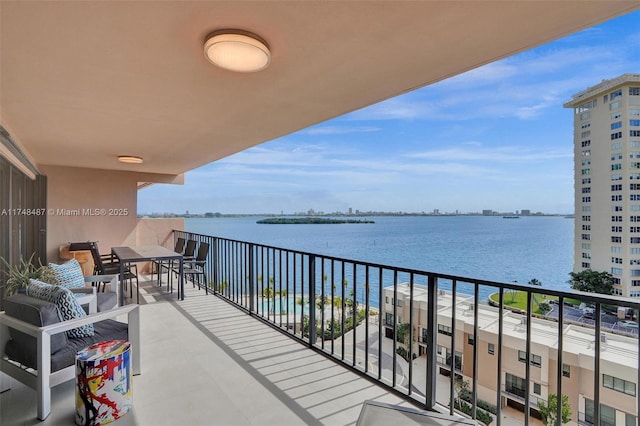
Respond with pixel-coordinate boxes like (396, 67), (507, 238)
(2, 293), (68, 358)
(48, 259), (85, 288)
(26, 279), (94, 338)
(4, 317), (128, 372)
(48, 319), (128, 372)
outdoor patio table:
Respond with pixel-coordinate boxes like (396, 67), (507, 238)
(111, 245), (184, 306)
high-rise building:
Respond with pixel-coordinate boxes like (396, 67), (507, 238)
(564, 74), (640, 297)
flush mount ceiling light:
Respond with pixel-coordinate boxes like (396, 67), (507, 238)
(117, 155), (143, 164)
(204, 30), (270, 72)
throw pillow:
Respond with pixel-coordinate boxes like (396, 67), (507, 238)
(26, 279), (94, 338)
(49, 259), (85, 288)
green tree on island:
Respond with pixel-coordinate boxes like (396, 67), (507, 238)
(568, 270), (614, 295)
(537, 394), (572, 426)
(528, 278), (542, 286)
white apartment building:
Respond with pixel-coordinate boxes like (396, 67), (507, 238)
(383, 283), (638, 425)
(564, 74), (640, 297)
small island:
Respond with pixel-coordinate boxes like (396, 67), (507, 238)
(257, 217), (375, 225)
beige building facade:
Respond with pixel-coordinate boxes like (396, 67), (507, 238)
(564, 74), (640, 298)
(383, 283), (638, 425)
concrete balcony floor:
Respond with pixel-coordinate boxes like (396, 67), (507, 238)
(1, 277), (417, 426)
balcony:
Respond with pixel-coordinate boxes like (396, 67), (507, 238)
(2, 230), (640, 425)
(0, 281), (415, 425)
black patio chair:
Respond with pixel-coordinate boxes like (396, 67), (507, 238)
(179, 242), (210, 293)
(84, 241), (139, 302)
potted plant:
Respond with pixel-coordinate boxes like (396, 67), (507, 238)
(1, 254), (56, 297)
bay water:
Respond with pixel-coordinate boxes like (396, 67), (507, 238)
(186, 215), (574, 303)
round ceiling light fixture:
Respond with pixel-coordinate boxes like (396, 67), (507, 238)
(117, 155), (144, 164)
(204, 30), (270, 72)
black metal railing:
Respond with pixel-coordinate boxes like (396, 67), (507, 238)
(173, 230), (640, 426)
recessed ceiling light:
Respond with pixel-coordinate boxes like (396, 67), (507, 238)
(118, 155), (143, 164)
(204, 30), (270, 72)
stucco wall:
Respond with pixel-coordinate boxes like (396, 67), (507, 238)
(41, 165), (184, 263)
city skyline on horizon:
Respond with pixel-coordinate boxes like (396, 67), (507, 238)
(138, 11), (640, 216)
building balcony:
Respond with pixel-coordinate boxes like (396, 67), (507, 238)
(2, 230), (640, 425)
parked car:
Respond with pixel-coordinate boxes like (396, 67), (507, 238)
(617, 320), (639, 329)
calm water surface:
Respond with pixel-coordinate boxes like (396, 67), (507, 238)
(186, 215), (573, 293)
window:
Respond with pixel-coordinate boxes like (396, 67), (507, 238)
(631, 119), (640, 126)
(467, 336), (474, 346)
(562, 364), (570, 378)
(612, 131), (623, 140)
(385, 313), (394, 326)
(631, 130), (640, 137)
(531, 354), (541, 367)
(626, 413), (637, 426)
(533, 383), (541, 395)
(610, 101), (621, 110)
(437, 324), (452, 336)
(611, 89), (622, 101)
(612, 236), (622, 243)
(582, 168), (591, 175)
(585, 399), (616, 426)
(612, 267), (623, 275)
(612, 111), (623, 120)
(611, 121), (622, 130)
(583, 187), (591, 193)
(488, 343), (494, 355)
(603, 374), (636, 396)
(582, 140), (591, 147)
(397, 299), (403, 307)
(630, 87), (640, 96)
(385, 296), (389, 304)
(517, 350), (541, 367)
(612, 142), (622, 150)
(505, 373), (526, 398)
(612, 153), (623, 160)
(611, 163), (622, 170)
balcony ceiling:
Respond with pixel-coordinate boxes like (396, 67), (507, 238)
(1, 1), (638, 176)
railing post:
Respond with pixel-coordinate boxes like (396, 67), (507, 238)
(248, 243), (255, 313)
(308, 254), (316, 347)
(425, 274), (437, 410)
(211, 237), (218, 295)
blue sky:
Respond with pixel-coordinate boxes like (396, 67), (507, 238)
(139, 11), (640, 215)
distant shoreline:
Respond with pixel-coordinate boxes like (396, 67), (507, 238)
(257, 217), (375, 225)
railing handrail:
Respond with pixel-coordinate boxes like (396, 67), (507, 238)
(173, 229), (640, 425)
(174, 229), (640, 309)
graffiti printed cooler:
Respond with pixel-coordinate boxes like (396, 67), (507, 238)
(75, 340), (132, 426)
